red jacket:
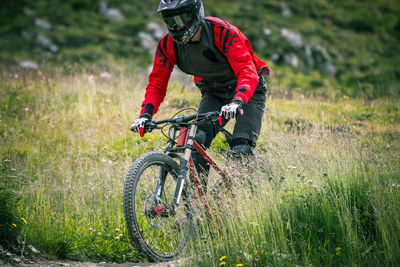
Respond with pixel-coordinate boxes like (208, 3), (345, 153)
(140, 17), (269, 117)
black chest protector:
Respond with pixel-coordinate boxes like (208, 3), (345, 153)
(173, 19), (237, 87)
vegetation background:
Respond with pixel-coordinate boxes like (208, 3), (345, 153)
(0, 0), (399, 266)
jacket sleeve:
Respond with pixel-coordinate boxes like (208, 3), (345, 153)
(209, 17), (262, 104)
(140, 35), (176, 117)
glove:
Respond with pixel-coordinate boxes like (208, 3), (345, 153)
(131, 116), (150, 137)
(219, 99), (244, 125)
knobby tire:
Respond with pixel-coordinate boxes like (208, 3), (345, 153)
(123, 152), (193, 262)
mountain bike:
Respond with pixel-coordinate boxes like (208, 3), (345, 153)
(123, 110), (232, 262)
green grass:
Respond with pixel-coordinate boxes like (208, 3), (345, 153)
(0, 65), (399, 265)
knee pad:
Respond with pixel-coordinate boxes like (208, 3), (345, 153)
(194, 129), (208, 146)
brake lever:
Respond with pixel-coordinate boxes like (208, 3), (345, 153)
(140, 122), (160, 137)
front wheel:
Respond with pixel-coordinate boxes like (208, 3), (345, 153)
(123, 152), (192, 262)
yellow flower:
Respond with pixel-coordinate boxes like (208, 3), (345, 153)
(21, 218), (27, 224)
(219, 262), (226, 266)
(336, 247), (342, 256)
(219, 256), (226, 261)
(12, 223), (17, 227)
(236, 264), (244, 267)
(287, 191), (293, 195)
(37, 70), (43, 76)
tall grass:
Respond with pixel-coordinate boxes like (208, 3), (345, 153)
(189, 124), (400, 266)
(0, 65), (399, 265)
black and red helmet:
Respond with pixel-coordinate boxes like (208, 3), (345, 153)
(157, 0), (204, 45)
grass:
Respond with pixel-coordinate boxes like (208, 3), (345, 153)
(0, 64), (399, 265)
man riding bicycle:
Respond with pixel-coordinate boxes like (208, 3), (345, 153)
(131, 0), (269, 185)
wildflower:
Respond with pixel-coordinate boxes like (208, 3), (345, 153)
(21, 218), (27, 224)
(88, 75), (96, 86)
(219, 256), (226, 261)
(100, 71), (112, 79)
(306, 180), (313, 183)
(219, 262), (226, 266)
(236, 264), (243, 267)
(37, 70), (43, 76)
(98, 232), (102, 236)
(287, 191), (293, 195)
(115, 236), (120, 240)
(12, 223), (17, 227)
(88, 227), (93, 232)
(88, 74), (96, 82)
(115, 228), (120, 233)
(311, 185), (318, 188)
(106, 234), (111, 237)
(336, 247), (341, 256)
(118, 234), (123, 238)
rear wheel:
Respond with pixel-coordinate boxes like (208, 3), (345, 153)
(123, 152), (193, 262)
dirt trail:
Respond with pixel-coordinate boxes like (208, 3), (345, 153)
(1, 259), (184, 267)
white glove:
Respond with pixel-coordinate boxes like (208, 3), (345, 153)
(220, 101), (244, 120)
(130, 117), (149, 133)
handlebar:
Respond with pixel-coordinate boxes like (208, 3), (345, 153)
(141, 111), (220, 135)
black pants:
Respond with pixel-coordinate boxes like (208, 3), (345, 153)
(195, 76), (268, 148)
(192, 76), (267, 183)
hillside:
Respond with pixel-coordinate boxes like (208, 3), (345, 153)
(1, 1), (400, 265)
(1, 0), (400, 97)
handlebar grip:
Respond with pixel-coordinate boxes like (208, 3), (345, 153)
(219, 115), (223, 126)
(140, 127), (144, 137)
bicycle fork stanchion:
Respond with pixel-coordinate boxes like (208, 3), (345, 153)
(170, 124), (198, 215)
(155, 168), (167, 198)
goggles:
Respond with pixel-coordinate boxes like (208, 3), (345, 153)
(163, 12), (194, 32)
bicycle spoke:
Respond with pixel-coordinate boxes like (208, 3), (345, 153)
(133, 162), (188, 256)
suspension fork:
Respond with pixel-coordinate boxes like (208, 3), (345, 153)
(169, 124), (198, 215)
(154, 167), (167, 198)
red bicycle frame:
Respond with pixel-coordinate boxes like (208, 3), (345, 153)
(171, 124), (229, 222)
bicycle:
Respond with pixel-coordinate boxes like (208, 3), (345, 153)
(123, 110), (233, 262)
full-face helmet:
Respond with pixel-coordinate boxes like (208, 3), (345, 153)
(157, 0), (204, 44)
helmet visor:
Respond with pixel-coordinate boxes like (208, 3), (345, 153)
(163, 12), (194, 32)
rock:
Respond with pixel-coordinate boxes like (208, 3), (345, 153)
(100, 2), (124, 21)
(284, 53), (299, 68)
(37, 34), (58, 52)
(263, 28), (272, 35)
(281, 28), (303, 48)
(148, 22), (166, 39)
(35, 18), (51, 30)
(139, 32), (157, 54)
(280, 3), (293, 17)
(12, 257), (22, 264)
(28, 245), (40, 254)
